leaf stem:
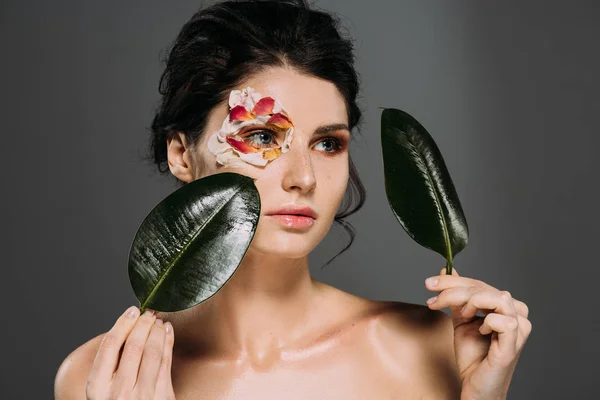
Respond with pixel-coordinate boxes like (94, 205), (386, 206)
(446, 258), (453, 276)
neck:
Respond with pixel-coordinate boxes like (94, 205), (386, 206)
(176, 247), (322, 364)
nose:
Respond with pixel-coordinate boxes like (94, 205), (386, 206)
(280, 141), (316, 194)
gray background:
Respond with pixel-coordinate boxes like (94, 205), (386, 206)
(1, 0), (598, 398)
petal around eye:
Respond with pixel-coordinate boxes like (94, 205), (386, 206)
(267, 113), (293, 130)
(226, 137), (261, 154)
(228, 89), (244, 108)
(208, 131), (231, 155)
(262, 148), (282, 161)
(230, 105), (254, 122)
(252, 97), (275, 116)
(237, 150), (270, 166)
(281, 127), (294, 153)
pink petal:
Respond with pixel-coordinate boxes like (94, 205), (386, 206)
(229, 105), (254, 121)
(226, 137), (260, 154)
(267, 113), (293, 130)
(252, 97), (275, 116)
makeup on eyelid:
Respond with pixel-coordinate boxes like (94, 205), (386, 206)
(240, 129), (346, 154)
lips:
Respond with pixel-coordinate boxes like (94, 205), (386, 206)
(266, 205), (317, 219)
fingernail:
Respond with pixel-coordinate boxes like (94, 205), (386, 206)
(143, 309), (155, 316)
(155, 318), (163, 325)
(165, 322), (172, 334)
(427, 296), (437, 304)
(425, 277), (438, 287)
(125, 306), (139, 318)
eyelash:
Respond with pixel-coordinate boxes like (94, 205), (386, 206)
(241, 129), (346, 155)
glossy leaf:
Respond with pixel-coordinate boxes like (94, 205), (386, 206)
(381, 108), (468, 274)
(128, 172), (260, 313)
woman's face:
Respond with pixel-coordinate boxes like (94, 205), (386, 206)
(188, 67), (350, 259)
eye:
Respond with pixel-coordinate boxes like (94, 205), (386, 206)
(314, 137), (343, 154)
(242, 129), (278, 148)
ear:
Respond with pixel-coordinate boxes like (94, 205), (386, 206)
(167, 132), (195, 183)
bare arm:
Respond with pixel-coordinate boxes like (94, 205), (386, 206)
(54, 307), (176, 399)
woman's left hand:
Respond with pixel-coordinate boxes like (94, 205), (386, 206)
(425, 267), (532, 400)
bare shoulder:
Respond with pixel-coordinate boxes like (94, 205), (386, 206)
(317, 280), (454, 342)
(54, 332), (107, 400)
(368, 299), (462, 397)
(336, 293), (455, 352)
(320, 283), (461, 398)
(375, 299), (454, 339)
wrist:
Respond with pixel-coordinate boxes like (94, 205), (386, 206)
(461, 389), (508, 400)
(461, 394), (507, 400)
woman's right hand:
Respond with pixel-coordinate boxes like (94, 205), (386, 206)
(85, 307), (176, 399)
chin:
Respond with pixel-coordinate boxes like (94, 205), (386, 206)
(247, 217), (330, 259)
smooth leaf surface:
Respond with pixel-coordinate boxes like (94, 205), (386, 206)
(128, 172), (260, 313)
(381, 108), (468, 274)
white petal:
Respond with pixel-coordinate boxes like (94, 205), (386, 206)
(208, 131), (231, 155)
(272, 98), (286, 114)
(220, 116), (232, 133)
(237, 150), (269, 166)
(228, 89), (244, 108)
(249, 87), (263, 104)
(254, 115), (271, 124)
(241, 90), (255, 111)
(281, 127), (294, 153)
(216, 151), (247, 168)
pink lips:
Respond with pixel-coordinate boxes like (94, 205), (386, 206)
(269, 214), (315, 228)
(266, 205), (317, 229)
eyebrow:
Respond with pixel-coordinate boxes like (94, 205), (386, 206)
(313, 123), (350, 136)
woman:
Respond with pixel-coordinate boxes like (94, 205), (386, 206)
(54, 1), (532, 399)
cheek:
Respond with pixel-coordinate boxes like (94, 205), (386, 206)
(193, 145), (258, 180)
(320, 163), (349, 212)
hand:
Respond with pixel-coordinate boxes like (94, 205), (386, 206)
(86, 307), (176, 399)
(425, 267), (532, 400)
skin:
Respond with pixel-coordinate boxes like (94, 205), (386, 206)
(54, 67), (531, 399)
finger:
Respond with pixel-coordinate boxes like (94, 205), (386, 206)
(426, 273), (490, 293)
(111, 309), (157, 393)
(426, 286), (480, 327)
(427, 286), (473, 311)
(88, 306), (141, 387)
(135, 318), (166, 395)
(460, 289), (519, 322)
(513, 298), (529, 319)
(516, 315), (532, 347)
(479, 313), (518, 358)
(155, 322), (176, 396)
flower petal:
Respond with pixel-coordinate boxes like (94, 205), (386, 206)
(281, 127), (294, 153)
(267, 113), (293, 130)
(228, 89), (244, 108)
(248, 87), (263, 104)
(252, 97), (275, 116)
(226, 137), (261, 154)
(208, 131), (231, 155)
(237, 150), (269, 166)
(262, 147), (282, 161)
(216, 151), (247, 168)
(229, 105), (254, 122)
(272, 98), (285, 114)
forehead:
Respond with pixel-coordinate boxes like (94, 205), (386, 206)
(239, 67), (348, 127)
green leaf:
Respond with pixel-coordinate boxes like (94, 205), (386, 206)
(128, 172), (260, 313)
(381, 108), (468, 275)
